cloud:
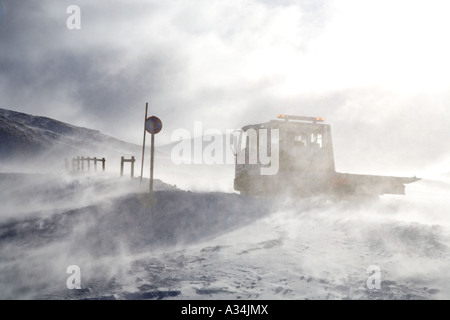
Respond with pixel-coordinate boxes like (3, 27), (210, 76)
(0, 0), (331, 138)
(0, 0), (449, 174)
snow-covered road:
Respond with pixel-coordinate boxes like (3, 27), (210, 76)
(0, 172), (449, 300)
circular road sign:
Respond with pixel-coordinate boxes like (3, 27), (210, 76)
(145, 116), (163, 134)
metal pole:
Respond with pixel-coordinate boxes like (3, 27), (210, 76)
(140, 102), (148, 182)
(150, 133), (155, 192)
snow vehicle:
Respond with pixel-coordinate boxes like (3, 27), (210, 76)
(232, 114), (420, 197)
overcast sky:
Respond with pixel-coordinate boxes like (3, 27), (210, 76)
(1, 0), (449, 174)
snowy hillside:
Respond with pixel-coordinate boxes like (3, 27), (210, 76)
(0, 108), (140, 170)
(0, 108), (234, 191)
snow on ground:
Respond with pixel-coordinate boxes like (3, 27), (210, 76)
(0, 169), (449, 300)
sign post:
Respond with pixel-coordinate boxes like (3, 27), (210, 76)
(140, 103), (148, 182)
(150, 133), (155, 192)
(144, 115), (163, 192)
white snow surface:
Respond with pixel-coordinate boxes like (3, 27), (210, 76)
(0, 171), (449, 300)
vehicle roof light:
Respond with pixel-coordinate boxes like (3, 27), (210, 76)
(276, 115), (325, 123)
